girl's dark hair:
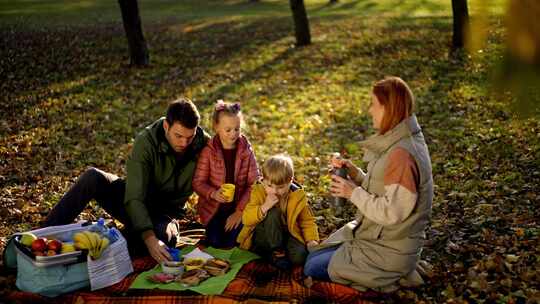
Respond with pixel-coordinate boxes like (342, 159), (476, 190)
(212, 100), (242, 125)
(166, 98), (200, 129)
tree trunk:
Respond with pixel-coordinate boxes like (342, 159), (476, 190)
(289, 0), (311, 46)
(118, 0), (149, 66)
(451, 0), (469, 49)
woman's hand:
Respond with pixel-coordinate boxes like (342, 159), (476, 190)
(330, 154), (360, 180)
(306, 240), (319, 248)
(330, 174), (357, 200)
(330, 153), (347, 168)
(211, 188), (229, 203)
(142, 231), (172, 264)
(225, 210), (243, 232)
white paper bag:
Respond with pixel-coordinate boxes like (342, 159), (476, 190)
(86, 233), (133, 291)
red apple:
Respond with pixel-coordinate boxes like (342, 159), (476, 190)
(33, 251), (45, 256)
(31, 238), (47, 252)
(47, 239), (63, 252)
(46, 250), (57, 256)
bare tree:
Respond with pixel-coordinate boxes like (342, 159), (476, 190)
(118, 0), (149, 66)
(451, 0), (469, 49)
(289, 0), (311, 46)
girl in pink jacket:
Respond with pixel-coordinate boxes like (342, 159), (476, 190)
(193, 100), (260, 248)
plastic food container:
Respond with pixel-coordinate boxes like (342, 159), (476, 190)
(13, 234), (85, 267)
(161, 261), (184, 275)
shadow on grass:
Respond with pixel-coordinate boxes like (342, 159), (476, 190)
(0, 0), (289, 25)
(0, 16), (296, 187)
(309, 0), (448, 16)
(0, 16), (293, 128)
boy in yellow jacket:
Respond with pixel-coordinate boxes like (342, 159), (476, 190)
(237, 154), (319, 269)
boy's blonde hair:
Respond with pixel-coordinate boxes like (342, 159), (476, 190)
(262, 154), (294, 185)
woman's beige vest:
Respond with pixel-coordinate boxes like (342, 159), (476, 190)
(352, 115), (433, 252)
(320, 115), (433, 291)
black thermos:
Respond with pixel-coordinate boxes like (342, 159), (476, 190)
(332, 166), (348, 214)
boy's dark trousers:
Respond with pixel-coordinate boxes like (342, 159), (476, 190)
(250, 207), (308, 266)
(43, 167), (180, 253)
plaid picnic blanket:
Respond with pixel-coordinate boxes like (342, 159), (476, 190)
(130, 247), (260, 294)
(6, 255), (384, 304)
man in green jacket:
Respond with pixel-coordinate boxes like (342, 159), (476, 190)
(44, 98), (210, 263)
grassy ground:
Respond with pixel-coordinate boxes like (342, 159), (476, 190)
(1, 0), (539, 303)
(0, 0), (506, 26)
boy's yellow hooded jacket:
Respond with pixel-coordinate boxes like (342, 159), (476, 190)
(237, 182), (320, 250)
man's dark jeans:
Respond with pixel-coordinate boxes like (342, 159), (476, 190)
(44, 167), (180, 254)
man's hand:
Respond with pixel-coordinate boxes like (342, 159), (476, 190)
(211, 188), (229, 203)
(330, 174), (356, 200)
(225, 210), (243, 232)
(142, 230), (172, 263)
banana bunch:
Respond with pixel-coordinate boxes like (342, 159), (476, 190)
(61, 242), (77, 254)
(73, 231), (110, 260)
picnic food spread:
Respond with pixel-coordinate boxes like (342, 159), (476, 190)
(148, 255), (232, 287)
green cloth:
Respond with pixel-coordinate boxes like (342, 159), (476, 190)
(124, 117), (210, 233)
(130, 247), (259, 295)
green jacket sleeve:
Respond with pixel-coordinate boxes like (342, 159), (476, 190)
(124, 134), (154, 233)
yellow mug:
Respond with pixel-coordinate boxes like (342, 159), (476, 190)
(220, 183), (235, 202)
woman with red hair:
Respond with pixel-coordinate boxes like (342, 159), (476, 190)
(304, 76), (433, 292)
